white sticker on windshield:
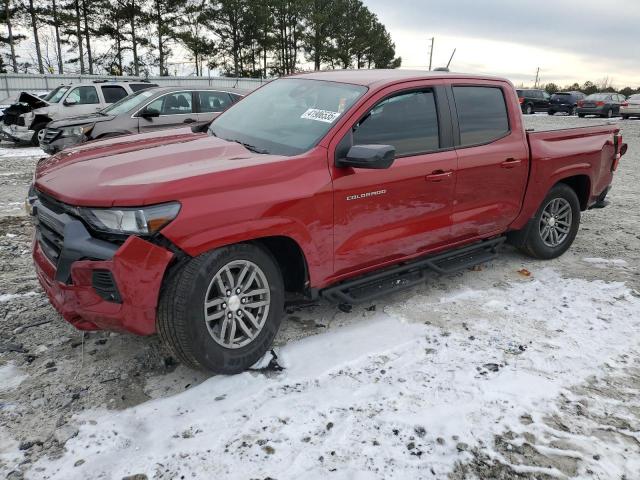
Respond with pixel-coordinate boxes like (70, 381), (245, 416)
(301, 108), (341, 123)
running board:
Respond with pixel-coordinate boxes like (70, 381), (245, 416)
(321, 237), (506, 304)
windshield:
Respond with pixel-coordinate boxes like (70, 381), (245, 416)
(44, 86), (69, 103)
(101, 89), (157, 115)
(209, 78), (367, 156)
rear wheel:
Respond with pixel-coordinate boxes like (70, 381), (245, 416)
(569, 107), (576, 116)
(517, 183), (581, 260)
(547, 110), (555, 116)
(622, 114), (629, 120)
(524, 104), (533, 115)
(157, 243), (284, 374)
(578, 113), (585, 118)
(602, 109), (613, 118)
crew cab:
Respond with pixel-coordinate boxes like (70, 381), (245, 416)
(29, 70), (627, 374)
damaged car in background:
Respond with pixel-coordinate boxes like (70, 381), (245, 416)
(0, 80), (157, 145)
(39, 86), (247, 154)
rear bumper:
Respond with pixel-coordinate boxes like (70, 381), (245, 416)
(620, 107), (640, 116)
(32, 217), (174, 335)
(576, 107), (606, 115)
(549, 104), (574, 112)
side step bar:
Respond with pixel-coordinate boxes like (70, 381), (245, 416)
(320, 236), (506, 304)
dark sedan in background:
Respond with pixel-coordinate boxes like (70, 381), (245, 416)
(39, 86), (247, 154)
(548, 91), (585, 115)
(577, 93), (626, 118)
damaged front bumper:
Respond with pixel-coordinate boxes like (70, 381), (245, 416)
(31, 198), (175, 335)
(1, 122), (34, 142)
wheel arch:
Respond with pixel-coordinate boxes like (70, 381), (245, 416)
(556, 174), (591, 210)
(250, 235), (310, 296)
(30, 115), (52, 129)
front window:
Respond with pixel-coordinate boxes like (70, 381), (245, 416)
(66, 86), (99, 104)
(209, 78), (367, 156)
(44, 86), (69, 103)
(146, 91), (193, 115)
(101, 89), (156, 115)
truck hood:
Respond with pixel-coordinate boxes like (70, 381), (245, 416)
(18, 91), (50, 109)
(35, 128), (290, 207)
(48, 113), (116, 128)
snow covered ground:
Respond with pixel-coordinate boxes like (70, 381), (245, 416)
(1, 116), (639, 479)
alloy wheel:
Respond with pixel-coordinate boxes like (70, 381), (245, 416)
(539, 198), (572, 247)
(203, 260), (271, 349)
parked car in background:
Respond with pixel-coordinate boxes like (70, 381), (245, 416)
(517, 89), (550, 114)
(0, 80), (157, 145)
(548, 91), (585, 115)
(577, 93), (625, 118)
(620, 94), (640, 119)
(29, 70), (627, 374)
(39, 86), (247, 154)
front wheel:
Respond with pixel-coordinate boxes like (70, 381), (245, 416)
(157, 243), (284, 374)
(524, 104), (533, 115)
(517, 183), (581, 260)
(31, 123), (47, 146)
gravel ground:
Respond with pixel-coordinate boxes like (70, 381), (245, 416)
(0, 115), (639, 479)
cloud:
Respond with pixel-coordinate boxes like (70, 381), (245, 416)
(366, 0), (640, 85)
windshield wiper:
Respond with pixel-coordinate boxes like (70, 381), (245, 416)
(225, 138), (270, 155)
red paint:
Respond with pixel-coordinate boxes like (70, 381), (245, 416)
(33, 70), (625, 336)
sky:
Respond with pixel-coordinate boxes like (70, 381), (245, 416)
(365, 0), (639, 88)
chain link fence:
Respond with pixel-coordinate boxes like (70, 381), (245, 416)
(0, 73), (268, 99)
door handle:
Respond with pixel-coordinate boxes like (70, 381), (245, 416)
(425, 169), (453, 182)
(500, 158), (522, 169)
(183, 118), (196, 124)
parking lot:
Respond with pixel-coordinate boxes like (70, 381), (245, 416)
(1, 114), (639, 479)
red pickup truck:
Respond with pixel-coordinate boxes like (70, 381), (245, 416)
(30, 70), (627, 374)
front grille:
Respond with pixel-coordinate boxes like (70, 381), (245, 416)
(42, 128), (61, 144)
(35, 206), (65, 264)
(92, 270), (122, 303)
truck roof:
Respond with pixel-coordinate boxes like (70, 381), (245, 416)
(291, 69), (507, 88)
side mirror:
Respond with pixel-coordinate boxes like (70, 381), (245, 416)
(141, 108), (160, 119)
(336, 144), (396, 169)
(191, 121), (211, 133)
(64, 98), (78, 106)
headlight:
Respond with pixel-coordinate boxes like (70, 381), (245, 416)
(78, 202), (181, 235)
(61, 124), (93, 138)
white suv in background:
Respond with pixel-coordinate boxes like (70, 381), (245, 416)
(0, 80), (157, 145)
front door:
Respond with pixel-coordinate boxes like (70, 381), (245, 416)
(449, 84), (529, 241)
(331, 87), (457, 277)
(62, 86), (103, 116)
(138, 91), (197, 132)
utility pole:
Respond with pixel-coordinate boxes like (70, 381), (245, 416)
(428, 37), (434, 71)
(534, 67), (540, 88)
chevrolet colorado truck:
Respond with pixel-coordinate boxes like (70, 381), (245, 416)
(29, 70), (628, 374)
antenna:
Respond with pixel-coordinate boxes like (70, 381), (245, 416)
(446, 48), (456, 69)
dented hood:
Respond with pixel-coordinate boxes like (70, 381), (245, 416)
(35, 128), (290, 207)
(17, 91), (50, 109)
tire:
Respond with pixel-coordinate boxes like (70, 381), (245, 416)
(547, 110), (555, 116)
(157, 243), (285, 374)
(31, 123), (46, 146)
(602, 109), (612, 118)
(578, 113), (585, 118)
(524, 104), (533, 115)
(622, 115), (629, 120)
(517, 183), (581, 260)
(569, 107), (576, 116)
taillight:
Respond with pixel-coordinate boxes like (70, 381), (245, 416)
(577, 100), (584, 107)
(621, 102), (629, 107)
(518, 97), (524, 104)
(596, 101), (605, 107)
(612, 133), (626, 171)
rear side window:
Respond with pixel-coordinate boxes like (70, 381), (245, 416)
(101, 85), (128, 103)
(453, 86), (510, 146)
(130, 83), (158, 92)
(353, 90), (439, 156)
(197, 91), (233, 112)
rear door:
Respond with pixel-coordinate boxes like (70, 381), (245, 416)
(330, 83), (458, 276)
(195, 90), (235, 124)
(449, 83), (529, 241)
(137, 91), (197, 132)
